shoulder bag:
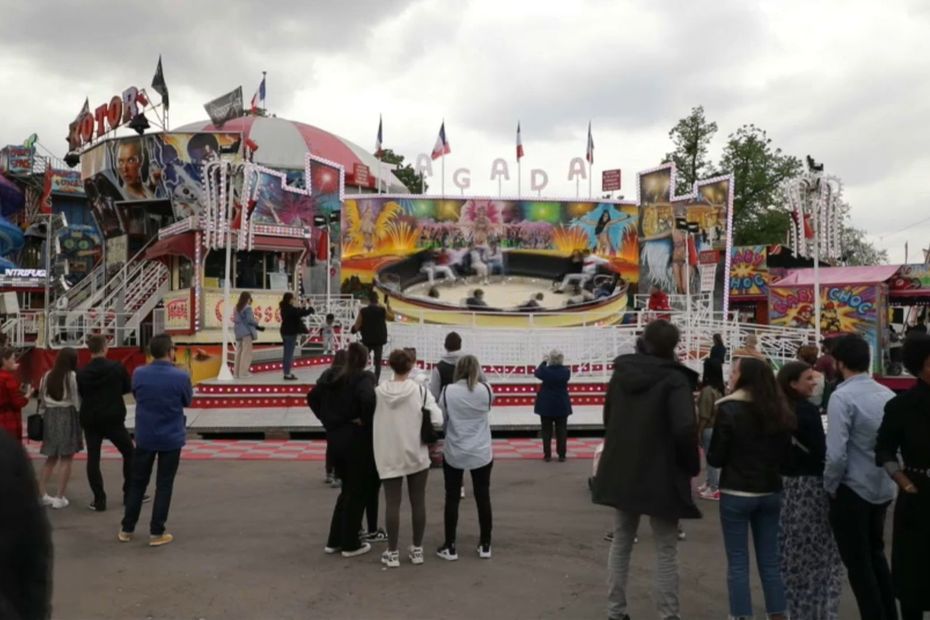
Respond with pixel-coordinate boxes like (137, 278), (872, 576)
(420, 385), (438, 444)
(27, 374), (46, 441)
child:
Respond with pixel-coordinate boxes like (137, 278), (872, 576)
(0, 348), (32, 441)
(321, 314), (336, 354)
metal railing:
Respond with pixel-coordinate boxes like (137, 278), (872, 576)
(48, 311), (144, 348)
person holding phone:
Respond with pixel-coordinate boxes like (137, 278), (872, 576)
(0, 348), (32, 441)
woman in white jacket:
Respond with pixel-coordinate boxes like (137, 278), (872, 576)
(374, 349), (443, 568)
(436, 355), (494, 561)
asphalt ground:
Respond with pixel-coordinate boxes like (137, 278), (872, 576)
(45, 457), (870, 620)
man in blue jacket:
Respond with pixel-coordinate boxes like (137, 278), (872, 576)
(119, 334), (193, 547)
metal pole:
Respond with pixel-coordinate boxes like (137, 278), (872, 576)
(217, 163), (234, 381)
(813, 200), (822, 347)
(517, 159), (522, 198)
(588, 161), (593, 199)
(325, 221), (332, 313)
(43, 214), (51, 347)
(441, 156), (445, 198)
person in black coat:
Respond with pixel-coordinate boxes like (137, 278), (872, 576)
(533, 349), (572, 462)
(0, 430), (52, 620)
(875, 334), (930, 620)
(709, 333), (727, 364)
(279, 292), (314, 381)
(351, 291), (389, 383)
(592, 320), (700, 620)
(76, 334), (134, 512)
(307, 342), (379, 558)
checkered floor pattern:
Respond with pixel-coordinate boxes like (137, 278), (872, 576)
(23, 438), (604, 461)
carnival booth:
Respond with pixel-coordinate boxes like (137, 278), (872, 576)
(728, 244), (816, 324)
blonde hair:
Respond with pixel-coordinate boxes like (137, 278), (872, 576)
(454, 354), (481, 391)
(745, 334), (758, 348)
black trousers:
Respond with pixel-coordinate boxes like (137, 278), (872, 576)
(829, 484), (897, 620)
(121, 448), (181, 536)
(443, 460), (493, 547)
(364, 344), (384, 382)
(327, 441), (379, 551)
(540, 416), (568, 459)
(84, 422), (134, 508)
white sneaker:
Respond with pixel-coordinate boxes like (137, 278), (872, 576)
(408, 545), (424, 565)
(381, 550), (400, 568)
(477, 544), (492, 559)
(41, 494), (56, 507)
(51, 496), (69, 510)
(436, 545), (458, 561)
(341, 543), (372, 558)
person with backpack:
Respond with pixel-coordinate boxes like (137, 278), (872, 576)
(308, 342), (379, 558)
(436, 354), (495, 561)
(696, 358), (725, 501)
(428, 332), (486, 399)
(351, 291), (389, 383)
(37, 347), (83, 509)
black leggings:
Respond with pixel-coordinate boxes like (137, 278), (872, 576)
(383, 469), (429, 551)
(443, 460), (493, 547)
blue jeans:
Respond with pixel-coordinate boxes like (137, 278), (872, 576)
(282, 335), (297, 376)
(701, 428), (719, 490)
(720, 492), (786, 618)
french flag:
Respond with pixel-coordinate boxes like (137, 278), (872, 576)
(431, 121), (451, 160)
(586, 121), (594, 165)
(375, 115), (383, 156)
(250, 75), (266, 114)
(516, 122), (524, 160)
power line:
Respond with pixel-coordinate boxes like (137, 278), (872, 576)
(880, 214), (930, 240)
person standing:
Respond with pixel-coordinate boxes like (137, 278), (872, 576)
(308, 343), (379, 558)
(373, 349), (443, 568)
(428, 331), (486, 399)
(709, 333), (727, 364)
(0, 348), (32, 441)
(77, 334), (134, 512)
(696, 358), (725, 501)
(37, 348), (83, 509)
(279, 292), (314, 381)
(796, 344), (827, 408)
(119, 334), (193, 547)
(707, 357), (793, 620)
(533, 350), (572, 462)
(875, 334), (930, 620)
(823, 334), (897, 620)
(436, 355), (494, 561)
(351, 291), (389, 383)
(592, 320), (701, 620)
(0, 430), (52, 620)
(233, 292), (263, 378)
(776, 361), (844, 620)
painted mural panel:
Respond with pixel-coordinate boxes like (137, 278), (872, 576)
(729, 245), (769, 298)
(889, 264), (930, 294)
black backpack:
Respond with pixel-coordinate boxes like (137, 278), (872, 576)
(436, 360), (456, 390)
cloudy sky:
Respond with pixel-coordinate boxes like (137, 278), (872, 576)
(2, 0), (928, 262)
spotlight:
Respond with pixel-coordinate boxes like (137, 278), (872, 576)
(64, 152), (80, 168)
(128, 113), (150, 135)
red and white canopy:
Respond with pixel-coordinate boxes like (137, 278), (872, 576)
(175, 116), (407, 193)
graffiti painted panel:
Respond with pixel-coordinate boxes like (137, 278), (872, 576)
(770, 285), (879, 333)
(889, 264), (930, 293)
(729, 245), (769, 297)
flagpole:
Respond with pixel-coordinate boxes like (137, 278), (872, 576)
(377, 156), (383, 195)
(518, 159), (522, 198)
(441, 155), (445, 198)
(588, 161), (593, 199)
(262, 71), (267, 113)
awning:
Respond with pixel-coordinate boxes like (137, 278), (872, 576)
(771, 265), (901, 287)
(146, 232), (196, 260)
(250, 235), (308, 252)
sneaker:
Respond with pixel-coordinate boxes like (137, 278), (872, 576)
(408, 545), (424, 565)
(324, 473), (334, 485)
(677, 529), (686, 541)
(88, 501), (106, 512)
(284, 375), (299, 381)
(117, 531), (133, 543)
(381, 550), (400, 568)
(699, 488), (720, 501)
(603, 531), (614, 543)
(363, 529), (388, 543)
(330, 478), (342, 489)
(51, 496), (69, 510)
(558, 456), (566, 462)
(436, 544), (458, 561)
(149, 533), (174, 547)
(341, 543), (372, 558)
(543, 455), (552, 462)
(477, 544), (492, 559)
(41, 494), (56, 507)
(324, 546), (342, 555)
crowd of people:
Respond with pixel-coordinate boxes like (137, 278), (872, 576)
(594, 321), (930, 620)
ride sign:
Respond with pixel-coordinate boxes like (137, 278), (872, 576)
(67, 86), (148, 151)
(602, 169), (622, 192)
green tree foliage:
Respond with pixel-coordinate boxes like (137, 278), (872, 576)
(839, 225), (889, 265)
(377, 149), (427, 194)
(718, 124), (803, 245)
(663, 106), (718, 194)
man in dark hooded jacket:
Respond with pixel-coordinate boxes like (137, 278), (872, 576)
(593, 320), (700, 620)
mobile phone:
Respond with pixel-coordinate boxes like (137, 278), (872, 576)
(21, 382), (31, 394)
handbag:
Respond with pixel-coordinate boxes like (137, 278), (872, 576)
(419, 386), (438, 444)
(27, 413), (43, 441)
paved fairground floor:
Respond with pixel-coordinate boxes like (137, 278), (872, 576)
(41, 452), (874, 620)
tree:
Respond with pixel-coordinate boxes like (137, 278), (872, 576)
(663, 106), (718, 194)
(377, 149), (427, 194)
(839, 225), (888, 265)
(718, 124), (803, 245)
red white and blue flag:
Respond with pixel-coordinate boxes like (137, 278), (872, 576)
(250, 75), (266, 114)
(586, 121), (594, 165)
(431, 121), (450, 160)
(516, 122), (524, 160)
(375, 115), (383, 156)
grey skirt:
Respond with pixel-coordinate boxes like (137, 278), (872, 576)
(40, 405), (84, 457)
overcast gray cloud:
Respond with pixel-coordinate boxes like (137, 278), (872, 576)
(1, 0), (928, 262)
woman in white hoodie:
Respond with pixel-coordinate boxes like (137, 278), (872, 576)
(374, 349), (443, 568)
